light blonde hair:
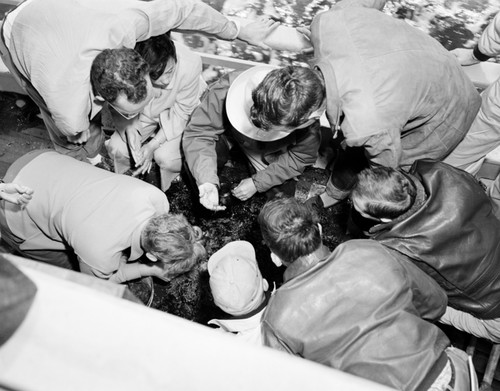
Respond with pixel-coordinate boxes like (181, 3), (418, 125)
(142, 214), (206, 280)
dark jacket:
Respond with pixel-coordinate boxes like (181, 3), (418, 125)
(182, 72), (321, 192)
(372, 160), (500, 319)
(262, 240), (449, 390)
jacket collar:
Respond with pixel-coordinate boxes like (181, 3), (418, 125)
(369, 175), (427, 235)
(314, 60), (341, 133)
(283, 244), (331, 283)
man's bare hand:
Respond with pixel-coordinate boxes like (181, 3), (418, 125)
(231, 177), (257, 201)
(238, 18), (280, 49)
(132, 142), (155, 177)
(0, 183), (34, 206)
(147, 261), (172, 282)
(198, 183), (226, 211)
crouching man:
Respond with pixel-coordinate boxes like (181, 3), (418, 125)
(351, 160), (500, 343)
(0, 150), (197, 283)
(258, 197), (476, 391)
(182, 65), (322, 211)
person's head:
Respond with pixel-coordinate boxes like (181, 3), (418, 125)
(135, 32), (177, 88)
(90, 48), (154, 120)
(208, 241), (269, 316)
(351, 167), (417, 222)
(250, 66), (326, 131)
(141, 213), (206, 281)
(258, 197), (322, 267)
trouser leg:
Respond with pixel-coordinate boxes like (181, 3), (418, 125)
(325, 146), (369, 201)
(444, 79), (500, 175)
(154, 135), (183, 191)
(106, 130), (133, 174)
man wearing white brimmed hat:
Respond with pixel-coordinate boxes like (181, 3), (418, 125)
(182, 65), (324, 211)
(207, 240), (271, 345)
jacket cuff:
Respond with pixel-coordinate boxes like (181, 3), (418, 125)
(473, 44), (491, 62)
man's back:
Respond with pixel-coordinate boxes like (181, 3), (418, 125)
(311, 1), (480, 167)
(4, 151), (168, 277)
(373, 160), (500, 319)
(262, 239), (449, 390)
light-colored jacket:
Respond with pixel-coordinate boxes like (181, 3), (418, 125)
(312, 0), (481, 170)
(478, 12), (500, 57)
(2, 151), (168, 281)
(6, 0), (237, 138)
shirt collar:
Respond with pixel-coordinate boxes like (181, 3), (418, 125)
(89, 88), (103, 120)
(129, 220), (149, 261)
(314, 61), (342, 133)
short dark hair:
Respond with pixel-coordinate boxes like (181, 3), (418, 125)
(135, 32), (177, 81)
(90, 48), (149, 104)
(258, 197), (322, 265)
(351, 167), (417, 220)
(142, 214), (207, 280)
(250, 66), (325, 130)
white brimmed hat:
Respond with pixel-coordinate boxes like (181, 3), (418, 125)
(208, 241), (266, 316)
(226, 65), (292, 142)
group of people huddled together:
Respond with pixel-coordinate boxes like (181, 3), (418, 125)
(3, 0), (500, 389)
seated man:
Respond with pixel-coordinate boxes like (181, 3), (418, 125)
(100, 34), (207, 190)
(182, 65), (323, 211)
(0, 150), (200, 284)
(351, 160), (500, 342)
(251, 0), (481, 208)
(258, 197), (474, 390)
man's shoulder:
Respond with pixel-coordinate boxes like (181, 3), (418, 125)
(174, 43), (202, 70)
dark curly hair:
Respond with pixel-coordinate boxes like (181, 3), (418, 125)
(135, 32), (177, 81)
(250, 66), (325, 130)
(90, 48), (149, 104)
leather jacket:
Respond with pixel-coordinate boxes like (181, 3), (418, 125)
(372, 160), (500, 319)
(262, 240), (449, 390)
